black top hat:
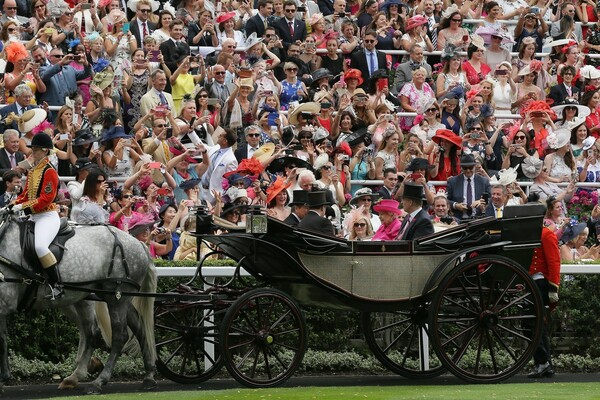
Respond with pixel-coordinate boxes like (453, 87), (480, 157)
(27, 132), (53, 149)
(289, 190), (310, 206)
(406, 157), (432, 172)
(460, 153), (477, 167)
(179, 178), (202, 191)
(403, 183), (425, 200)
(307, 191), (330, 207)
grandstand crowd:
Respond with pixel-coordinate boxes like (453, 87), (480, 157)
(1, 0), (600, 259)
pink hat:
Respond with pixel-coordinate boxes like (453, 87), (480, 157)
(405, 15), (428, 31)
(373, 199), (402, 215)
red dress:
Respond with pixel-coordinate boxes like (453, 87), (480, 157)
(462, 60), (492, 86)
(583, 5), (598, 40)
(587, 109), (600, 138)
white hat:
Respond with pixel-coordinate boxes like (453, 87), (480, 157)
(522, 156), (544, 179)
(583, 136), (597, 151)
(551, 103), (591, 119)
(546, 128), (571, 150)
(580, 65), (600, 80)
(490, 167), (518, 186)
(19, 108), (47, 134)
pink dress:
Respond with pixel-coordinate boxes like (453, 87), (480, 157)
(398, 82), (435, 131)
(462, 60), (492, 86)
(372, 218), (401, 241)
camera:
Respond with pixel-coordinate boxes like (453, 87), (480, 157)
(156, 227), (166, 234)
(438, 145), (445, 153)
(338, 12), (346, 17)
(471, 133), (480, 139)
(297, 5), (306, 11)
(440, 216), (454, 224)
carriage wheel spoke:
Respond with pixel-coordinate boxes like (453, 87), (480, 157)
(495, 293), (534, 314)
(457, 275), (482, 313)
(495, 322), (534, 343)
(382, 322), (413, 354)
(372, 315), (412, 334)
(267, 344), (291, 370)
(484, 327), (499, 374)
(491, 274), (518, 310)
(156, 335), (184, 349)
(474, 330), (484, 375)
(262, 347), (272, 380)
(400, 325), (419, 367)
(440, 295), (480, 316)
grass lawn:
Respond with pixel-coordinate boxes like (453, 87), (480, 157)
(54, 382), (600, 400)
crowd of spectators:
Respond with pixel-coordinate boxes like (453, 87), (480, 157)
(1, 0), (600, 260)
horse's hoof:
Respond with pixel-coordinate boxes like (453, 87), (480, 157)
(87, 357), (104, 376)
(142, 378), (157, 390)
(58, 378), (78, 390)
(86, 384), (102, 395)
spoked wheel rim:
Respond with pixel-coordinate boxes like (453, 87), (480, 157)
(429, 255), (544, 383)
(220, 288), (307, 388)
(154, 301), (224, 383)
(362, 305), (446, 379)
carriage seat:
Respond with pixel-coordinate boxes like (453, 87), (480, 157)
(21, 217), (75, 272)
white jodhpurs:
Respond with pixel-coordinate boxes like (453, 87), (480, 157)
(30, 210), (60, 260)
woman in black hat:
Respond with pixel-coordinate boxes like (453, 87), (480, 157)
(11, 133), (64, 298)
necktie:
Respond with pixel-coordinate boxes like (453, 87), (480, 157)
(466, 177), (473, 216)
(202, 150), (221, 186)
(142, 21), (148, 39)
(398, 215), (412, 240)
(288, 21), (294, 38)
(428, 16), (437, 50)
(9, 154), (16, 168)
(264, 17), (268, 30)
(496, 207), (503, 218)
(566, 85), (572, 97)
(80, 12), (86, 34)
(158, 91), (167, 105)
(368, 52), (375, 76)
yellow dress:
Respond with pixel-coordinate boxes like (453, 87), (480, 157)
(172, 73), (195, 115)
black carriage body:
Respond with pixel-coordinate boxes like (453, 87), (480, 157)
(201, 205), (544, 312)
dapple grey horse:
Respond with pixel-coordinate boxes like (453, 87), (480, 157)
(0, 211), (157, 394)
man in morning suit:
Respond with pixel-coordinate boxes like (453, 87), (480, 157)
(298, 191), (335, 236)
(548, 65), (580, 106)
(392, 44), (432, 95)
(484, 185), (508, 218)
(234, 125), (262, 162)
(283, 190), (310, 227)
(0, 85), (44, 130)
(274, 0), (307, 50)
(130, 0), (157, 48)
(376, 168), (398, 200)
(159, 19), (190, 73)
(0, 130), (26, 194)
(245, 0), (274, 39)
(396, 183), (434, 240)
(140, 70), (176, 127)
(349, 30), (387, 89)
(446, 154), (491, 221)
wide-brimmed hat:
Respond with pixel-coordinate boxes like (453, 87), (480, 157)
(583, 136), (597, 151)
(345, 127), (371, 147)
(266, 176), (291, 204)
(518, 60), (544, 76)
(403, 183), (425, 200)
(351, 88), (368, 98)
(225, 186), (249, 203)
(216, 11), (236, 24)
(27, 132), (53, 149)
(470, 34), (485, 50)
(310, 68), (333, 86)
(373, 199), (402, 215)
(580, 65), (600, 80)
(289, 190), (310, 206)
(460, 153), (477, 167)
(490, 167), (518, 186)
(349, 187), (381, 206)
(405, 15), (428, 31)
(551, 101), (591, 119)
(227, 173), (253, 188)
(128, 0), (160, 12)
(521, 156), (543, 179)
(239, 78), (254, 89)
(224, 157), (265, 178)
(244, 32), (263, 49)
(101, 126), (132, 143)
(266, 156), (314, 173)
(19, 108), (47, 133)
(72, 128), (100, 146)
(480, 104), (495, 118)
(107, 9), (127, 25)
(169, 146), (197, 163)
(308, 13), (324, 26)
(252, 142), (275, 163)
(179, 178), (202, 191)
(474, 26), (514, 45)
(92, 70), (115, 91)
(564, 116), (588, 131)
(313, 153), (330, 170)
(562, 221), (587, 243)
(127, 213), (156, 237)
(546, 128), (571, 149)
(343, 69), (364, 86)
(381, 0), (403, 12)
(406, 157), (432, 172)
(307, 190), (330, 207)
(289, 102), (320, 125)
(433, 129), (462, 148)
(74, 157), (94, 172)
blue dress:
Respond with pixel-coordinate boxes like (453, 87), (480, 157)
(280, 79), (304, 110)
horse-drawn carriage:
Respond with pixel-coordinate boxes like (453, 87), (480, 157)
(154, 204), (546, 388)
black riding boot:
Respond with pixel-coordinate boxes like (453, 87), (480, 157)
(44, 264), (64, 300)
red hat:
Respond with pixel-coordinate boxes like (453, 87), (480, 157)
(169, 146), (197, 163)
(216, 11), (236, 24)
(405, 15), (428, 31)
(433, 129), (462, 148)
(343, 68), (364, 86)
(266, 176), (291, 204)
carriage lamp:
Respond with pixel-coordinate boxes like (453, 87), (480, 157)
(246, 205), (268, 234)
(191, 205), (212, 235)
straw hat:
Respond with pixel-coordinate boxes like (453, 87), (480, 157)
(432, 129), (462, 148)
(128, 0), (160, 12)
(308, 13), (324, 26)
(239, 78), (254, 89)
(244, 32), (263, 49)
(580, 65), (600, 80)
(470, 34), (485, 50)
(19, 108), (47, 134)
(266, 176), (291, 204)
(92, 70), (115, 91)
(288, 102), (320, 125)
(252, 142), (275, 163)
(551, 101), (591, 119)
(474, 26), (514, 45)
(582, 136), (597, 151)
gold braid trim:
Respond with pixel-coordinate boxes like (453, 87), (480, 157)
(20, 158), (57, 212)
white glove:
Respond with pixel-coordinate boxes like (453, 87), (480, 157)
(548, 291), (559, 304)
(11, 204), (23, 212)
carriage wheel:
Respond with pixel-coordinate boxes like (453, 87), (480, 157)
(362, 305), (446, 379)
(220, 288), (307, 388)
(429, 255), (544, 383)
(154, 300), (224, 384)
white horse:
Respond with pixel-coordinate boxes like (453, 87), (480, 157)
(0, 210), (157, 394)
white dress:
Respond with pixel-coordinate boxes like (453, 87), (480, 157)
(549, 154), (574, 180)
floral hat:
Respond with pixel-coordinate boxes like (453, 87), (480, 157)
(266, 176), (291, 204)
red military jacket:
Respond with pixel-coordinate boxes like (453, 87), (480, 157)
(14, 157), (59, 215)
(529, 226), (561, 289)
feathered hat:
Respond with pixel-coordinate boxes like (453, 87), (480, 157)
(5, 41), (28, 63)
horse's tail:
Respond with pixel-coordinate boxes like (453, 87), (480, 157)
(131, 260), (157, 360)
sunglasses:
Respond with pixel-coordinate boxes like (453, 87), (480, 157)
(287, 164), (297, 169)
(462, 166), (474, 170)
(97, 179), (105, 183)
(299, 136), (312, 140)
(354, 223), (367, 228)
(122, 194), (133, 199)
(525, 15), (535, 19)
(470, 127), (483, 131)
(235, 182), (246, 187)
(364, 39), (376, 43)
(451, 18), (462, 22)
(359, 197), (373, 202)
(5, 6), (16, 10)
(515, 135), (526, 140)
(285, 8), (296, 12)
(7, 28), (17, 32)
(35, 4), (45, 8)
(565, 106), (577, 110)
(286, 68), (298, 71)
(247, 133), (260, 137)
(214, 71), (226, 75)
(198, 94), (208, 98)
(140, 9), (152, 12)
(64, 11), (73, 15)
(322, 165), (333, 170)
(154, 124), (166, 128)
(425, 108), (437, 113)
